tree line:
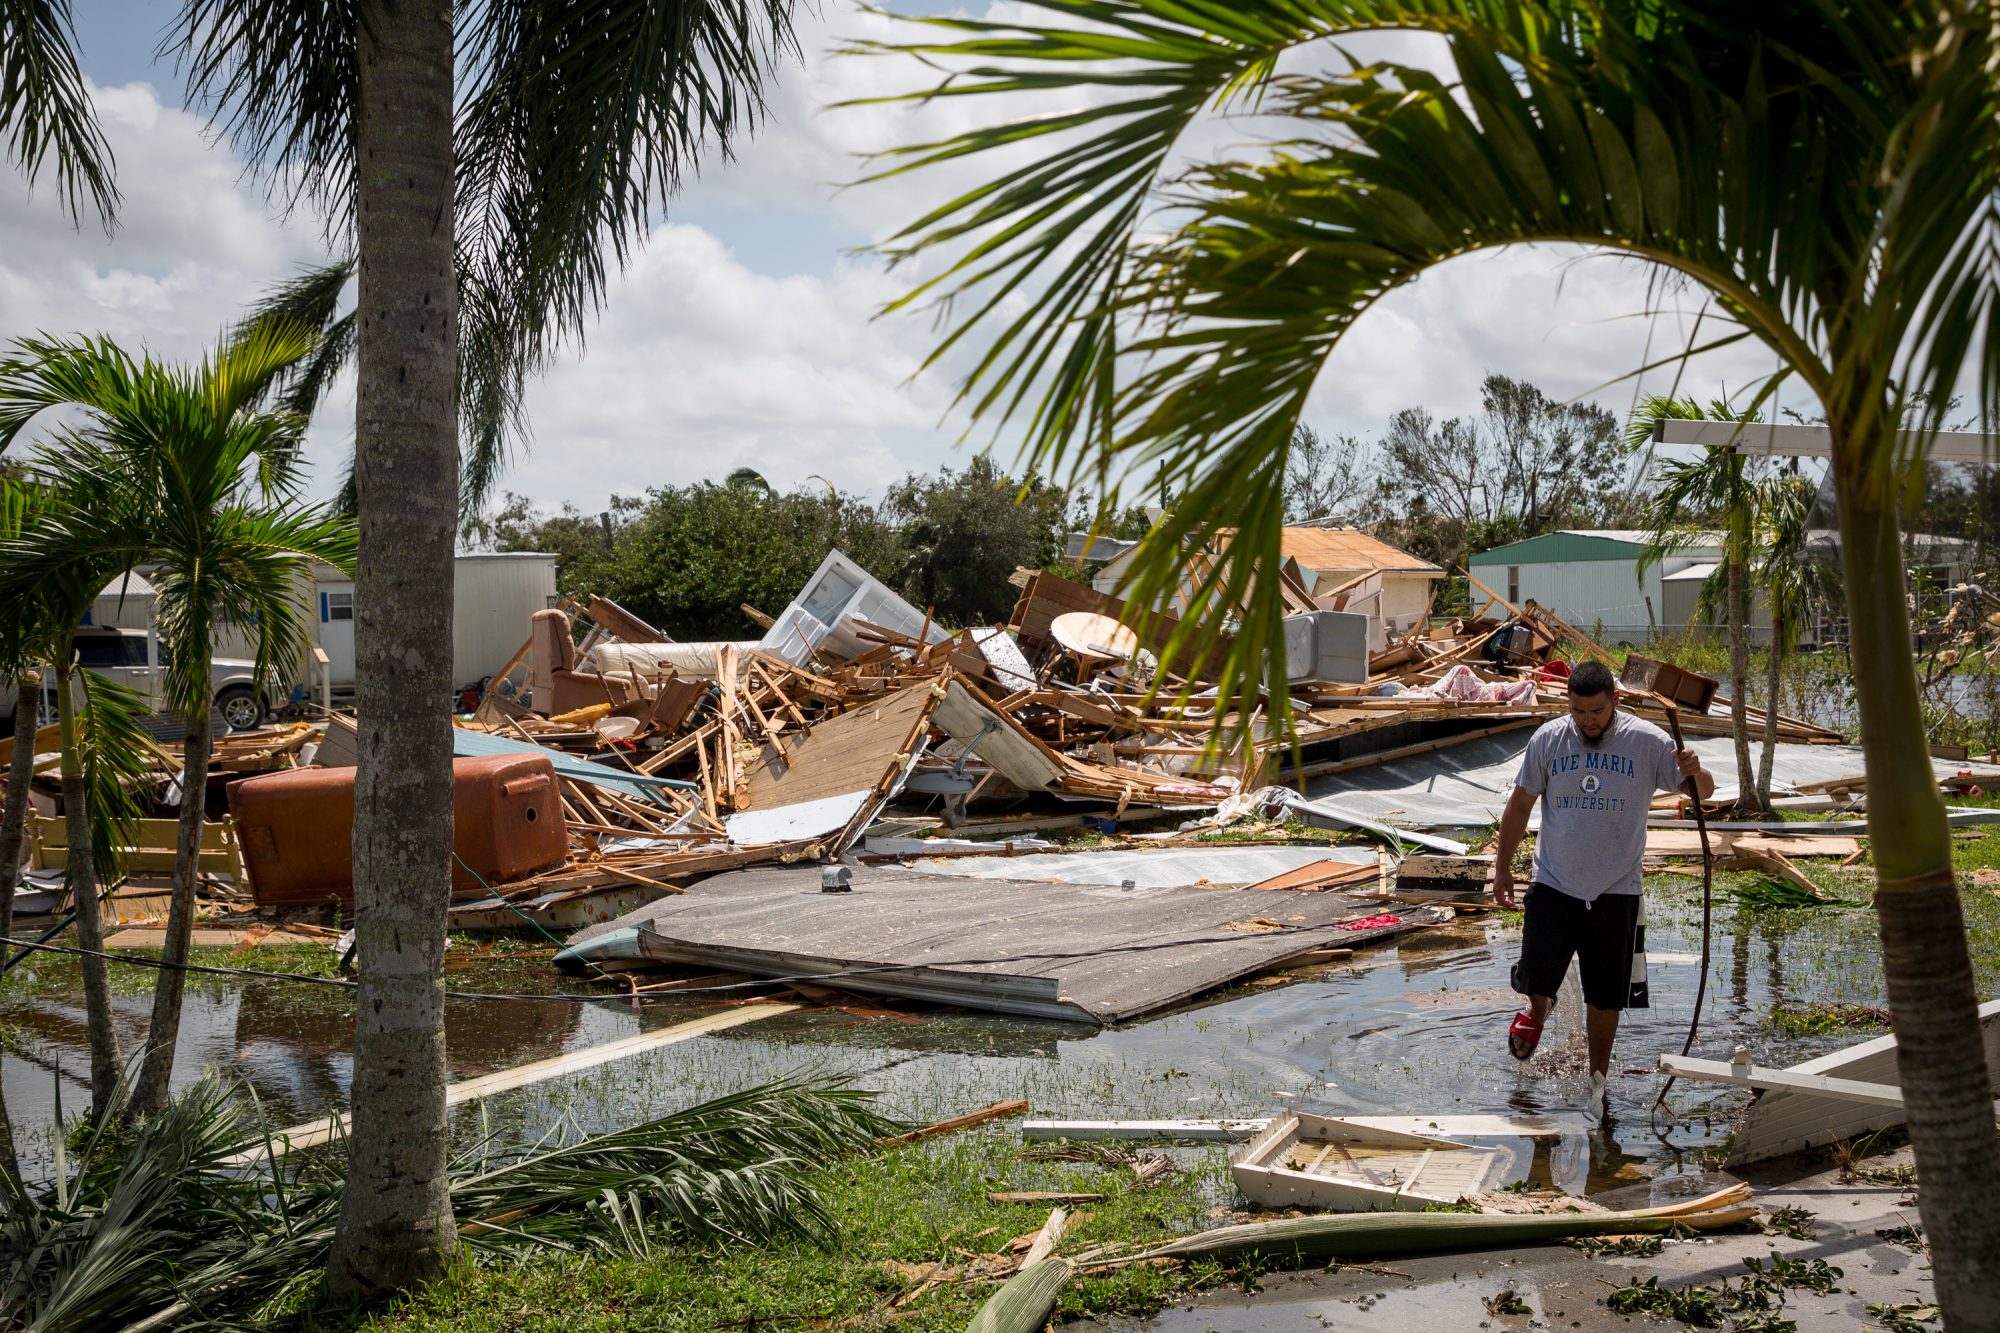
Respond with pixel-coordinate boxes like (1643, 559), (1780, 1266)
(466, 455), (1129, 638)
(469, 371), (1652, 638)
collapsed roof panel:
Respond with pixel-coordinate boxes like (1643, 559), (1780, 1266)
(558, 863), (1428, 1023)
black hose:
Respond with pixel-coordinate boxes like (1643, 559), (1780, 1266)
(1, 908), (77, 977)
(1653, 705), (1714, 1122)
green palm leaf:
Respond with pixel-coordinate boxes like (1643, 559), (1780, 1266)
(0, 0), (116, 227)
(0, 1073), (900, 1329)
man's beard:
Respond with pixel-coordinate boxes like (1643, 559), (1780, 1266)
(1577, 720), (1607, 747)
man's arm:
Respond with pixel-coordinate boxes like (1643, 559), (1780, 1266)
(1491, 785), (1536, 909)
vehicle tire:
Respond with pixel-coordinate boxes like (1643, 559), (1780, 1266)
(216, 686), (263, 733)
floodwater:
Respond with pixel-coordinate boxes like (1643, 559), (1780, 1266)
(0, 879), (1895, 1189)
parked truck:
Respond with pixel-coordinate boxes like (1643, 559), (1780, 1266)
(0, 626), (285, 734)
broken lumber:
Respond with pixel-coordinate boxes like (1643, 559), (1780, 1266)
(1727, 845), (1825, 900)
(878, 1099), (1031, 1148)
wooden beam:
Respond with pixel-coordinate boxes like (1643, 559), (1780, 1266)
(1021, 1119), (1272, 1143)
(224, 1002), (801, 1164)
(1658, 1054), (1916, 1108)
(878, 1098), (1030, 1147)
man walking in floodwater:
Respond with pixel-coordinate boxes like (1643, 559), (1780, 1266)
(1491, 659), (1714, 1119)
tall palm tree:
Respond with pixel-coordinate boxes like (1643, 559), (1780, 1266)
(855, 2), (2000, 1321)
(167, 0), (811, 1295)
(1753, 473), (1835, 807)
(1630, 396), (1764, 811)
(0, 480), (154, 1119)
(0, 0), (116, 227)
(0, 326), (359, 1121)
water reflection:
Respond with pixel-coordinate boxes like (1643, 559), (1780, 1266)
(0, 887), (1896, 1191)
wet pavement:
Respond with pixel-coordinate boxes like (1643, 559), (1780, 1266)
(1069, 1148), (1935, 1331)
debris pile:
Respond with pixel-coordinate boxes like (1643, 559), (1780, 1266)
(3, 544), (1857, 941)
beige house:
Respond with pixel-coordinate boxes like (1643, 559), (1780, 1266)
(1091, 526), (1443, 628)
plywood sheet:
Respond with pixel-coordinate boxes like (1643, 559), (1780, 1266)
(740, 682), (937, 811)
(1644, 829), (1860, 859)
(570, 864), (1422, 1024)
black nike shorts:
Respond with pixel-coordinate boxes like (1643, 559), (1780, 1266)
(1509, 883), (1647, 1011)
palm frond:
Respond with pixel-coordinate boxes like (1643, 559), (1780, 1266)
(454, 0), (805, 371)
(232, 257), (358, 418)
(0, 0), (117, 228)
(72, 668), (155, 883)
(0, 1074), (898, 1330)
(448, 1075), (900, 1252)
(167, 0), (356, 226)
(0, 1075), (251, 1333)
(857, 1), (1993, 724)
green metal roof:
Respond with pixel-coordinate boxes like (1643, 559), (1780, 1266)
(1468, 530), (1652, 566)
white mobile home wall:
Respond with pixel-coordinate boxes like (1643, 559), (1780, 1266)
(1469, 530), (1721, 645)
(81, 554), (557, 695)
(452, 552), (559, 688)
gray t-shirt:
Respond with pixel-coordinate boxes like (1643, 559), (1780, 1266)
(1514, 712), (1683, 902)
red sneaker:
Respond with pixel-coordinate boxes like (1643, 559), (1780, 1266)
(1508, 1012), (1544, 1061)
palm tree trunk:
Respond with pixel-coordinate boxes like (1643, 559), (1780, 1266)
(127, 707), (209, 1119)
(54, 658), (121, 1120)
(1836, 460), (2000, 1330)
(1757, 631), (1781, 808)
(325, 0), (461, 1299)
(1726, 554), (1758, 812)
(0, 671), (42, 949)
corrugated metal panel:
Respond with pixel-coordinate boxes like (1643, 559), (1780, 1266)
(914, 845), (1375, 888)
(1303, 731), (2000, 828)
(453, 553), (557, 686)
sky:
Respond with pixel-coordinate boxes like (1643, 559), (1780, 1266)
(4, 2), (1787, 518)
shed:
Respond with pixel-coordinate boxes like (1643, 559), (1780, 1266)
(83, 553), (558, 694)
(451, 553), (560, 687)
(1660, 563), (1776, 645)
(1093, 526), (1442, 628)
(1467, 529), (1722, 644)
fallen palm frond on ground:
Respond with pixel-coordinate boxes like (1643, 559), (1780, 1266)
(964, 1207), (1072, 1333)
(0, 1073), (900, 1331)
(1104, 1184), (1757, 1265)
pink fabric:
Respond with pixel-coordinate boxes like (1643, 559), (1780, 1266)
(1405, 663), (1537, 706)
(1338, 913), (1403, 931)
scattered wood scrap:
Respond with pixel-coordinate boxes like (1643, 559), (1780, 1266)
(879, 1099), (1032, 1148)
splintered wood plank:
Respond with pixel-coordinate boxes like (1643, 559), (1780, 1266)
(1243, 860), (1380, 892)
(1643, 829), (1860, 859)
(739, 681), (938, 810)
(225, 1002), (801, 1165)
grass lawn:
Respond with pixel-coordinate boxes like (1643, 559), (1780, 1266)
(308, 1131), (1240, 1332)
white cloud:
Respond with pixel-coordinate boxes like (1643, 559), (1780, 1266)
(16, 12), (1820, 521)
(0, 82), (321, 348)
(0, 80), (356, 484)
(504, 224), (962, 503)
(1309, 246), (1795, 436)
